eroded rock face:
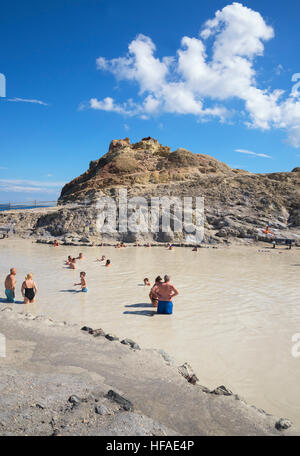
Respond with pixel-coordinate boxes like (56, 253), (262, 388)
(0, 138), (299, 243)
(58, 137), (232, 203)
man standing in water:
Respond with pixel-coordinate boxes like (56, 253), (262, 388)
(4, 268), (17, 303)
(152, 275), (179, 315)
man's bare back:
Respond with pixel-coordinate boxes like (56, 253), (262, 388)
(152, 278), (179, 301)
(5, 272), (16, 291)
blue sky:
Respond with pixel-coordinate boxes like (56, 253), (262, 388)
(0, 0), (299, 202)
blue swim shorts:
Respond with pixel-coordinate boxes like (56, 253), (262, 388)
(82, 287), (88, 292)
(5, 289), (15, 303)
(157, 301), (173, 315)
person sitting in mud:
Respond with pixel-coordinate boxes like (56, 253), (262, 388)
(74, 271), (88, 292)
(77, 253), (84, 260)
(149, 276), (163, 308)
(262, 225), (275, 236)
(69, 258), (76, 269)
(66, 255), (72, 265)
(115, 243), (121, 249)
(152, 275), (179, 315)
(105, 259), (111, 267)
(96, 255), (106, 262)
(168, 244), (174, 250)
(21, 273), (38, 304)
(4, 267), (17, 303)
(53, 240), (59, 247)
(143, 278), (151, 286)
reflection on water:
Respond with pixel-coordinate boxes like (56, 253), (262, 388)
(1, 240), (300, 426)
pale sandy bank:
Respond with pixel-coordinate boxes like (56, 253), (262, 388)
(0, 308), (298, 436)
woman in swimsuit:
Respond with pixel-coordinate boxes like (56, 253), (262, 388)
(21, 273), (38, 304)
(149, 276), (163, 308)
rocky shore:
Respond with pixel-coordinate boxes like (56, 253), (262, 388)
(0, 137), (299, 245)
(0, 306), (298, 436)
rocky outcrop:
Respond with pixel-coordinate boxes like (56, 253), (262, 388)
(0, 137), (299, 244)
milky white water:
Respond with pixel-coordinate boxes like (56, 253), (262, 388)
(1, 240), (300, 427)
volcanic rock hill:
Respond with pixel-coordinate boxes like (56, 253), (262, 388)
(57, 137), (300, 243)
(1, 137), (299, 244)
(59, 137), (233, 203)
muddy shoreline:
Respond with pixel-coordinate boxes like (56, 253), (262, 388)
(0, 307), (298, 436)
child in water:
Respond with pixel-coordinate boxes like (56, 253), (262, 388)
(74, 271), (88, 292)
(144, 278), (151, 286)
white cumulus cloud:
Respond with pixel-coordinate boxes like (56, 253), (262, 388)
(88, 2), (300, 147)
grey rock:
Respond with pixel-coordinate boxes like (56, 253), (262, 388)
(80, 237), (90, 243)
(81, 326), (93, 333)
(107, 390), (133, 411)
(275, 418), (292, 430)
(105, 334), (119, 342)
(35, 402), (45, 409)
(121, 338), (141, 350)
(178, 362), (199, 384)
(211, 385), (233, 396)
(95, 404), (110, 415)
(68, 395), (81, 405)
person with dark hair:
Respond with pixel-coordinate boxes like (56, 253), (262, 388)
(149, 276), (163, 307)
(74, 271), (88, 292)
(66, 255), (72, 265)
(105, 259), (111, 267)
(69, 258), (76, 269)
(96, 255), (106, 262)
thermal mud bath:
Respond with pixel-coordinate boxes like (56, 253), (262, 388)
(0, 239), (300, 434)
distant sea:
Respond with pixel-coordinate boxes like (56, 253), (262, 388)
(0, 204), (56, 212)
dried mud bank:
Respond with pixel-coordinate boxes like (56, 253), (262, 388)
(0, 307), (298, 436)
